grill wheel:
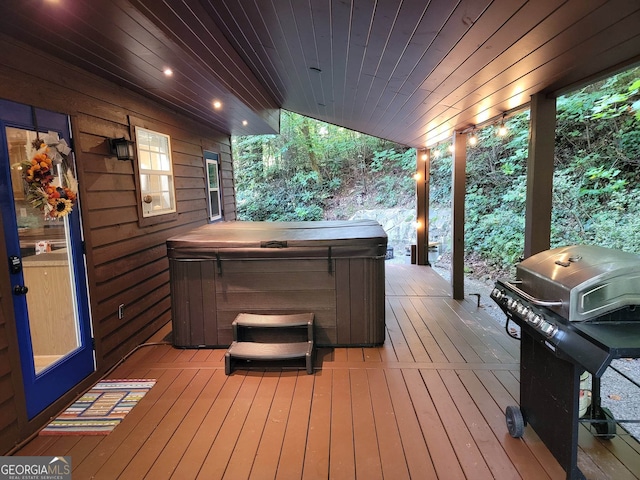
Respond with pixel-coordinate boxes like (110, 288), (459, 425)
(591, 406), (616, 439)
(506, 405), (525, 438)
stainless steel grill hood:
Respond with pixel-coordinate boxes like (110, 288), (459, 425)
(514, 245), (640, 322)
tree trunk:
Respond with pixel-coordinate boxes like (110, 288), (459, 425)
(301, 117), (321, 182)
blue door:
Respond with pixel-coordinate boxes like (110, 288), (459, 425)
(0, 99), (94, 419)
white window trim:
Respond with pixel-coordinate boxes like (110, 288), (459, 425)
(205, 150), (222, 221)
(135, 126), (176, 218)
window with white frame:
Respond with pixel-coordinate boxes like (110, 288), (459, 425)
(135, 126), (176, 218)
(205, 150), (222, 221)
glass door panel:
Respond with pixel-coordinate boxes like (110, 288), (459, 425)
(6, 126), (81, 373)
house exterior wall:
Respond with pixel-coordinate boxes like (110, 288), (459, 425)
(0, 35), (238, 452)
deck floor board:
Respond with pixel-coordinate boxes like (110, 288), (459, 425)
(276, 372), (314, 480)
(366, 369), (411, 480)
(14, 264), (640, 479)
(250, 372), (297, 479)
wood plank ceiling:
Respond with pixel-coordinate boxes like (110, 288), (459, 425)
(1, 0), (639, 147)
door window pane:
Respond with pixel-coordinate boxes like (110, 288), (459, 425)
(6, 127), (80, 373)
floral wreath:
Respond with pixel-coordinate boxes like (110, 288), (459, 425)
(20, 131), (78, 219)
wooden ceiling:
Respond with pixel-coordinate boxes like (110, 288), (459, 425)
(2, 0), (640, 147)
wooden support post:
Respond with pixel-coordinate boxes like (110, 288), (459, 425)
(451, 132), (467, 300)
(416, 149), (430, 265)
(525, 93), (556, 258)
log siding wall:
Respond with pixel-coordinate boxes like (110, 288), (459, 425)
(0, 35), (239, 451)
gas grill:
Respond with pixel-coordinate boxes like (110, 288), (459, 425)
(490, 245), (640, 480)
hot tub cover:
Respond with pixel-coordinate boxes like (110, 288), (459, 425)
(167, 220), (388, 259)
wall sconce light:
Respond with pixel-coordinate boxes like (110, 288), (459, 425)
(109, 137), (135, 161)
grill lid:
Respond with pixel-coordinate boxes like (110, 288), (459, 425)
(515, 245), (640, 321)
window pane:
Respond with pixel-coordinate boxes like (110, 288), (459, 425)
(159, 153), (170, 171)
(138, 150), (152, 170)
(148, 152), (159, 171)
(135, 127), (176, 218)
(137, 129), (151, 149)
(160, 174), (171, 190)
(208, 162), (219, 188)
(148, 174), (161, 191)
(210, 191), (220, 218)
(204, 153), (221, 220)
(161, 192), (172, 209)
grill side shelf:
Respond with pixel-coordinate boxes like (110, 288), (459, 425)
(573, 322), (640, 361)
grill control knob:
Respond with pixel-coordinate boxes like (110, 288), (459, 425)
(530, 314), (543, 326)
(540, 321), (558, 338)
(491, 288), (502, 300)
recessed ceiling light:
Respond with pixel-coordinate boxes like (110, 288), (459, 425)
(213, 100), (222, 109)
(163, 68), (173, 76)
(242, 120), (248, 126)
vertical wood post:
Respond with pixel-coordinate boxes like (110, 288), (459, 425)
(525, 93), (556, 258)
(416, 149), (430, 265)
(451, 132), (467, 300)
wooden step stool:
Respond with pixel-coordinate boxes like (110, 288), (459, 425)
(225, 313), (315, 375)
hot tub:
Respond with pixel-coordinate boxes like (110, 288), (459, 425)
(167, 220), (387, 347)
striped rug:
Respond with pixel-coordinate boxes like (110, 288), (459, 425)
(40, 379), (156, 435)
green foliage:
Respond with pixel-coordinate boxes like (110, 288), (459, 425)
(233, 111), (414, 221)
(428, 66), (640, 270)
(458, 115), (530, 267)
(580, 166), (627, 196)
(370, 148), (415, 173)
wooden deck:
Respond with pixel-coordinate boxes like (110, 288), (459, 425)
(16, 264), (640, 479)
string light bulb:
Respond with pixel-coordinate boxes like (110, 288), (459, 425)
(497, 114), (507, 136)
(468, 127), (477, 146)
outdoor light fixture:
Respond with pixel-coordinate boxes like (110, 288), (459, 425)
(109, 137), (135, 161)
(497, 114), (508, 136)
(468, 126), (478, 146)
